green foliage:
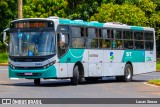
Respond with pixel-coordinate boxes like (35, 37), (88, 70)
(151, 0), (160, 11)
(136, 0), (157, 17)
(0, 53), (8, 63)
(0, 0), (17, 29)
(0, 0), (160, 55)
(66, 0), (100, 21)
(149, 11), (160, 56)
(157, 62), (160, 71)
(0, 0), (17, 52)
(90, 3), (147, 26)
(23, 0), (68, 18)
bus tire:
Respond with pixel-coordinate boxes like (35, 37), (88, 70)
(71, 66), (79, 85)
(116, 64), (133, 82)
(34, 78), (40, 85)
(124, 64), (133, 82)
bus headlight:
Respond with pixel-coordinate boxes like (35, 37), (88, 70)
(10, 64), (15, 69)
(43, 60), (56, 69)
(43, 66), (47, 69)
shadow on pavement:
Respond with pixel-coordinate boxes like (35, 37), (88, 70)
(0, 78), (147, 87)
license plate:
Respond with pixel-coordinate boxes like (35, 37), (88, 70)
(24, 73), (33, 75)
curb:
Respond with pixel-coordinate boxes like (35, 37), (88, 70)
(0, 63), (8, 66)
(144, 82), (160, 87)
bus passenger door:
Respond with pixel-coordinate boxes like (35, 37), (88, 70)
(57, 26), (70, 77)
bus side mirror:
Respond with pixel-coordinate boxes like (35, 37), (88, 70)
(3, 28), (9, 46)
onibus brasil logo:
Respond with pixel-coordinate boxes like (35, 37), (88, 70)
(110, 52), (114, 61)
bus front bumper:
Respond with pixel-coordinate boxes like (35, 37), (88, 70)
(9, 65), (57, 79)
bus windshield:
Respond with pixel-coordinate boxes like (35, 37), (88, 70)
(9, 30), (55, 56)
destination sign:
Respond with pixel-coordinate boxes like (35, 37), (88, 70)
(10, 20), (54, 28)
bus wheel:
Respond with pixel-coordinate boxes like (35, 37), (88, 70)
(71, 66), (79, 86)
(124, 64), (133, 82)
(34, 78), (40, 85)
(116, 64), (132, 82)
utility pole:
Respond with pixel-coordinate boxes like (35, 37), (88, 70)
(18, 0), (23, 19)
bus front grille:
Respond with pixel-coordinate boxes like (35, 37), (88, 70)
(14, 66), (44, 70)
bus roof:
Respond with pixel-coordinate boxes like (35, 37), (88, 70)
(59, 19), (154, 31)
(10, 18), (55, 22)
(104, 22), (154, 31)
(10, 17), (155, 31)
(59, 19), (104, 27)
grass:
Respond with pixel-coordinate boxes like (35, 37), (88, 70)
(148, 79), (160, 86)
(0, 53), (8, 63)
(156, 59), (160, 71)
(157, 62), (160, 71)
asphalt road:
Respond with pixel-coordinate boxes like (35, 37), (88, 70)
(0, 66), (160, 107)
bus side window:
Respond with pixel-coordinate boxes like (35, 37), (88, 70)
(99, 29), (111, 49)
(117, 40), (123, 49)
(134, 32), (143, 40)
(71, 27), (85, 48)
(124, 41), (133, 49)
(86, 28), (98, 48)
(111, 30), (117, 39)
(144, 32), (154, 50)
(57, 33), (69, 57)
(100, 39), (111, 48)
(107, 30), (111, 39)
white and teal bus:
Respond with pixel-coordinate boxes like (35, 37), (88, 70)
(3, 17), (156, 85)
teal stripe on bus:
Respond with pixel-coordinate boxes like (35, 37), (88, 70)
(59, 19), (104, 27)
(122, 50), (145, 62)
(131, 26), (143, 31)
(59, 49), (84, 63)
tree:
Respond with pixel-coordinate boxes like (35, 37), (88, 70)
(150, 12), (160, 55)
(23, 0), (68, 18)
(0, 0), (17, 52)
(66, 0), (101, 21)
(90, 3), (147, 26)
(136, 0), (157, 17)
(67, 1), (99, 21)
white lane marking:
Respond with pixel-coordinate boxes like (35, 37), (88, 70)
(143, 82), (160, 88)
